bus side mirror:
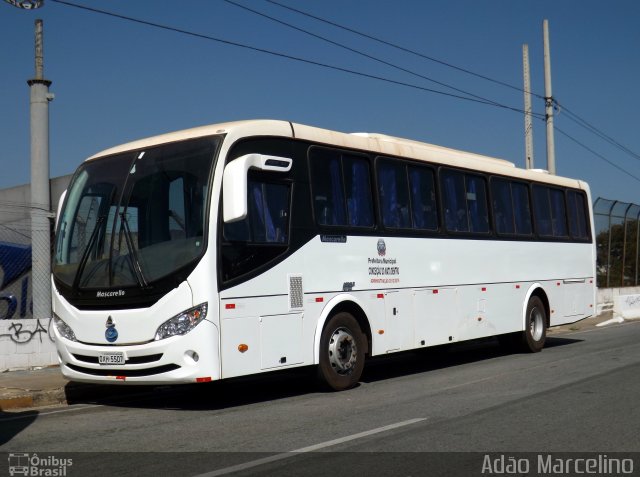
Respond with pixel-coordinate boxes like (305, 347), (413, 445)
(222, 154), (292, 223)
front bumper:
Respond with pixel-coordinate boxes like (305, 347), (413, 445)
(54, 320), (220, 385)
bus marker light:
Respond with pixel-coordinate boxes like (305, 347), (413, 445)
(432, 290), (438, 294)
(557, 282), (561, 286)
(116, 376), (126, 381)
(516, 284), (520, 289)
(477, 317), (482, 321)
(196, 377), (212, 383)
(377, 293), (384, 299)
(378, 330), (384, 335)
(225, 304), (236, 310)
(315, 297), (324, 303)
(481, 287), (487, 292)
(238, 344), (249, 353)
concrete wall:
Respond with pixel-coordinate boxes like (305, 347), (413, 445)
(0, 318), (57, 370)
(598, 286), (640, 314)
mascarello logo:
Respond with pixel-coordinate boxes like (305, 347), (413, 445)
(96, 289), (126, 298)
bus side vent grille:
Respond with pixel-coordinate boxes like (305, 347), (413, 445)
(289, 274), (304, 310)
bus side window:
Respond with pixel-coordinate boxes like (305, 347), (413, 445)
(550, 188), (568, 237)
(309, 148), (373, 228)
(343, 155), (374, 227)
(491, 178), (515, 235)
(378, 159), (410, 229)
(512, 182), (533, 235)
(567, 190), (589, 239)
(310, 152), (346, 226)
(442, 169), (469, 233)
(532, 185), (553, 237)
(223, 179), (290, 244)
(466, 175), (489, 233)
(408, 166), (438, 231)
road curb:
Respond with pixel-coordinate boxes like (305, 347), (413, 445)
(0, 382), (157, 411)
(0, 388), (66, 411)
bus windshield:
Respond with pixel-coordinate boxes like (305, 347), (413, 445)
(53, 136), (219, 291)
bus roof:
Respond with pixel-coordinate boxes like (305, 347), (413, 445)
(87, 119), (586, 190)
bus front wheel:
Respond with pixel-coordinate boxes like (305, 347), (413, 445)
(317, 312), (365, 391)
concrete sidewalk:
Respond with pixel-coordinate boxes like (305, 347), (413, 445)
(0, 312), (618, 412)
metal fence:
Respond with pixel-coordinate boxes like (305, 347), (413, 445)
(594, 197), (640, 288)
(0, 200), (36, 320)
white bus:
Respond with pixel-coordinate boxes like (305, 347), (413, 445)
(52, 120), (596, 391)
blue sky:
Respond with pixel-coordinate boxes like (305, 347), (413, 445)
(1, 0), (639, 204)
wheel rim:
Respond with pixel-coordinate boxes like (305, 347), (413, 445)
(328, 327), (358, 375)
(529, 306), (544, 342)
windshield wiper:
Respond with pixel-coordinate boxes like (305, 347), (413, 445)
(119, 212), (149, 288)
(72, 215), (106, 290)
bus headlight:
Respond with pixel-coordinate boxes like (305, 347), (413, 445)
(53, 314), (78, 342)
(154, 303), (208, 341)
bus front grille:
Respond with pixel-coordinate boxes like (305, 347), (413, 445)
(66, 363), (180, 377)
(72, 353), (163, 365)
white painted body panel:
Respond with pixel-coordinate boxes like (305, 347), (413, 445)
(218, 235), (595, 379)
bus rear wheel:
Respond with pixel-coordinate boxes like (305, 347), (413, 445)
(520, 295), (547, 352)
(499, 295), (547, 353)
(317, 312), (365, 391)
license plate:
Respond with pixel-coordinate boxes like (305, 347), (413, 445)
(98, 351), (125, 365)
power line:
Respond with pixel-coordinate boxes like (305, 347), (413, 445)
(266, 0), (545, 100)
(224, 0), (526, 113)
(555, 101), (640, 162)
(267, 0), (640, 168)
(49, 0), (542, 118)
(554, 126), (640, 184)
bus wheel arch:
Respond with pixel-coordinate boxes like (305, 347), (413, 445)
(520, 286), (550, 352)
(529, 287), (551, 329)
(314, 297), (372, 391)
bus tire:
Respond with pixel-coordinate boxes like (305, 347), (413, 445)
(520, 295), (547, 352)
(317, 312), (366, 391)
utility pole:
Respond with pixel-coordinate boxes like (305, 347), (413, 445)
(522, 44), (534, 169)
(543, 19), (556, 174)
(28, 19), (54, 320)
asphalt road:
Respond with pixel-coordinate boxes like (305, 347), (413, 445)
(1, 321), (639, 476)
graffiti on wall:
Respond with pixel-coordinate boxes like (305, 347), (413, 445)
(0, 318), (53, 344)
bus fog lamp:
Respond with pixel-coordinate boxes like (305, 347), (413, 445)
(154, 303), (208, 341)
(53, 314), (78, 342)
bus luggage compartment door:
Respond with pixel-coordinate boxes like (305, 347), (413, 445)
(260, 313), (304, 369)
(384, 291), (412, 352)
(413, 287), (458, 347)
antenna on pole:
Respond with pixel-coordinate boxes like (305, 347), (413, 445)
(543, 19), (556, 174)
(522, 44), (534, 169)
